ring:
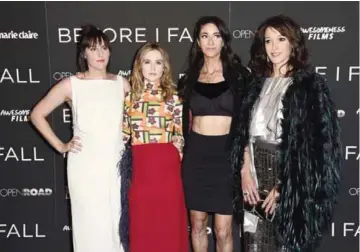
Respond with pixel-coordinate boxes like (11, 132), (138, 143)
(243, 191), (249, 196)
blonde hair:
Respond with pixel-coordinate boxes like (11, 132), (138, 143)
(130, 42), (176, 101)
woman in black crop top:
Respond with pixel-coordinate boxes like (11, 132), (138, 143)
(178, 16), (250, 252)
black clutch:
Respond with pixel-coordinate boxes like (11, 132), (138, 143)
(243, 190), (276, 222)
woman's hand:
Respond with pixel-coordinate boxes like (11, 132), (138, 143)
(241, 166), (260, 205)
(59, 136), (82, 154)
(171, 135), (184, 160)
(262, 187), (280, 214)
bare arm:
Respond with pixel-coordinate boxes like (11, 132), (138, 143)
(30, 78), (79, 153)
(241, 145), (260, 205)
(241, 146), (251, 172)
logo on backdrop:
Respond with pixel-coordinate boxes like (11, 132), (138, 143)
(62, 225), (72, 232)
(232, 29), (255, 39)
(0, 68), (40, 84)
(53, 71), (73, 81)
(336, 109), (360, 118)
(0, 223), (46, 238)
(54, 70), (185, 84)
(345, 146), (359, 160)
(0, 109), (30, 122)
(232, 26), (346, 41)
(315, 65), (359, 82)
(118, 70), (131, 77)
(349, 187), (360, 196)
(0, 146), (45, 162)
(301, 26), (346, 40)
(53, 69), (132, 82)
(0, 30), (39, 40)
(337, 110), (345, 118)
(331, 222), (360, 237)
(58, 27), (193, 43)
(179, 73), (186, 80)
(0, 188), (52, 198)
(62, 108), (71, 124)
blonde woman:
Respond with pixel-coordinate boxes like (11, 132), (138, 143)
(122, 42), (188, 252)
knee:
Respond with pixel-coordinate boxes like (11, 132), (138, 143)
(214, 225), (232, 241)
(191, 218), (207, 235)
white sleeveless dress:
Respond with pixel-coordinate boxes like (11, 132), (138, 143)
(67, 76), (124, 252)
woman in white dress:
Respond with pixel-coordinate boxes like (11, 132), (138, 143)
(30, 25), (130, 252)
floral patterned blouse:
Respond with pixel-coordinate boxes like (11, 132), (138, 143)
(122, 81), (183, 148)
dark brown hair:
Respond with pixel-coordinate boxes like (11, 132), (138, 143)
(181, 16), (245, 98)
(248, 15), (309, 77)
(76, 24), (111, 72)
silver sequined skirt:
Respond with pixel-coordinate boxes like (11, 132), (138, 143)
(244, 140), (282, 252)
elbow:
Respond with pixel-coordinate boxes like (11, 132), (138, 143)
(29, 111), (35, 123)
(29, 110), (42, 125)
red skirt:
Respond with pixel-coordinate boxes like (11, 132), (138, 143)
(129, 143), (188, 252)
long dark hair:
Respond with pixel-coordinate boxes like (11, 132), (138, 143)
(76, 24), (111, 72)
(248, 15), (309, 77)
(180, 16), (246, 98)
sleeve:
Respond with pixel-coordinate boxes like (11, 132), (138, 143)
(312, 74), (342, 217)
(172, 94), (183, 137)
(277, 74), (342, 251)
(171, 94), (184, 156)
(122, 92), (132, 143)
(302, 74), (342, 249)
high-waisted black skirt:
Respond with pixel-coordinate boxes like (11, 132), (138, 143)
(182, 131), (233, 215)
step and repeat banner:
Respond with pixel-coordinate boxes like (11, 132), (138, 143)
(0, 2), (358, 252)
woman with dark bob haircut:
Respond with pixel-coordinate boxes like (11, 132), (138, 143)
(31, 24), (130, 252)
(230, 15), (342, 251)
(178, 16), (250, 251)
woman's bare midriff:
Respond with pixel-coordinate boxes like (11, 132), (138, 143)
(191, 116), (232, 136)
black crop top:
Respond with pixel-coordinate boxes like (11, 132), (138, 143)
(189, 81), (233, 117)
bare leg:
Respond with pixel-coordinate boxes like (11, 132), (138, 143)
(214, 214), (233, 252)
(190, 210), (209, 252)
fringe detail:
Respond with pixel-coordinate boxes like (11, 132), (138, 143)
(117, 141), (132, 252)
(229, 66), (342, 251)
(230, 76), (263, 223)
(275, 70), (342, 251)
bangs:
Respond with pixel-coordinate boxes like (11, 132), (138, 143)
(79, 28), (111, 51)
(86, 34), (110, 49)
(262, 17), (297, 42)
(268, 24), (291, 38)
(76, 24), (112, 72)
